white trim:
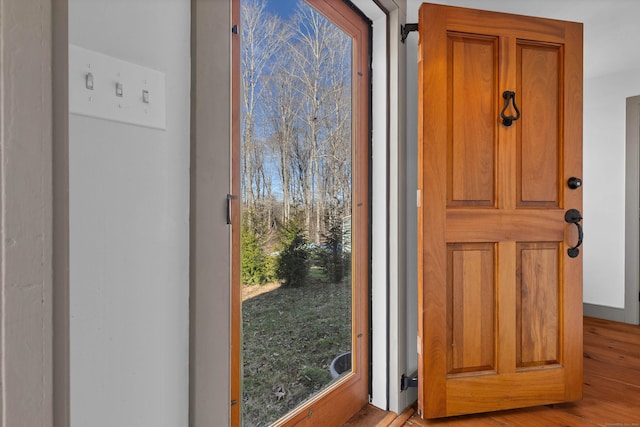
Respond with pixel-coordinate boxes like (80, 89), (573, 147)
(584, 303), (626, 323)
(352, 0), (415, 413)
(386, 1), (419, 415)
(368, 8), (390, 411)
(353, 0), (390, 410)
(350, 0), (415, 413)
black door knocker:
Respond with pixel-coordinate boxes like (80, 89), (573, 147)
(500, 90), (521, 127)
(564, 208), (583, 258)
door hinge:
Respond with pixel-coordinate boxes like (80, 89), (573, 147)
(232, 24), (238, 35)
(400, 374), (418, 391)
(401, 23), (418, 43)
(417, 189), (421, 208)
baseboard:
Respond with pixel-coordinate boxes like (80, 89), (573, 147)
(583, 303), (626, 322)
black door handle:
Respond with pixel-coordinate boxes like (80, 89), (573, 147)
(500, 91), (521, 127)
(564, 209), (583, 258)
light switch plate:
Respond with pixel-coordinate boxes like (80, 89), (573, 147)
(69, 44), (166, 130)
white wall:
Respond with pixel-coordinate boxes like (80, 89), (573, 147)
(68, 1), (190, 426)
(405, 0), (640, 310)
(583, 69), (640, 307)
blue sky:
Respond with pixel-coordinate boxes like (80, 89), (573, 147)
(264, 0), (299, 20)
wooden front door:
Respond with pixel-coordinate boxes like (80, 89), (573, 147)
(417, 4), (583, 419)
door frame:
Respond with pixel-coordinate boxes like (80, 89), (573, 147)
(190, 0), (236, 424)
(624, 95), (640, 325)
(2, 0), (57, 426)
(188, 0), (417, 424)
(53, 0), (71, 425)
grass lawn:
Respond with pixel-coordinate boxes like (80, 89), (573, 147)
(241, 270), (352, 426)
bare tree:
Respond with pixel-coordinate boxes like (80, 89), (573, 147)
(318, 22), (352, 227)
(265, 47), (302, 224)
(241, 0), (354, 245)
(241, 0), (287, 218)
(289, 2), (342, 242)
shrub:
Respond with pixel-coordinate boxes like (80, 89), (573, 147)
(276, 220), (310, 287)
(241, 221), (272, 285)
(318, 223), (347, 284)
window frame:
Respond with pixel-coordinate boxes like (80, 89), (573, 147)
(230, 0), (372, 425)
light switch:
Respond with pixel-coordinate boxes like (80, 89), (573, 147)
(86, 72), (94, 90)
(69, 44), (166, 129)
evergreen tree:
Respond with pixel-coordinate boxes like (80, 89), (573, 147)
(241, 220), (272, 285)
(276, 220), (310, 287)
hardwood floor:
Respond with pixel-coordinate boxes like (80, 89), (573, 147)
(345, 317), (640, 426)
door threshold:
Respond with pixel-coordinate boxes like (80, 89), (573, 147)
(342, 404), (415, 426)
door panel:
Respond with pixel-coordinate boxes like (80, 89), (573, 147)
(418, 3), (583, 419)
(517, 42), (561, 207)
(448, 34), (498, 207)
(447, 243), (496, 375)
(516, 242), (560, 368)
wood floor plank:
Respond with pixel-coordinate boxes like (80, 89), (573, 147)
(584, 357), (640, 388)
(344, 318), (640, 427)
(403, 413), (507, 426)
(562, 396), (640, 426)
(583, 367), (640, 406)
(584, 317), (640, 350)
(488, 405), (601, 426)
(583, 341), (640, 371)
